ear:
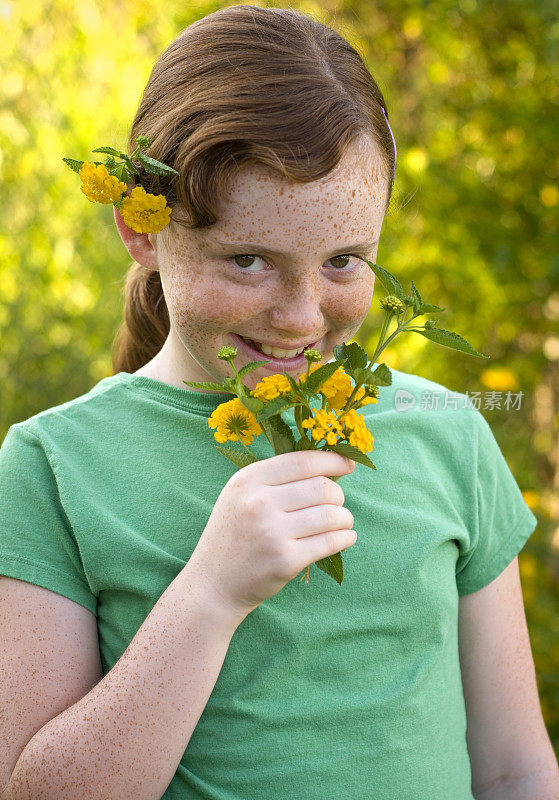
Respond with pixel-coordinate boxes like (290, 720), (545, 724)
(112, 183), (159, 271)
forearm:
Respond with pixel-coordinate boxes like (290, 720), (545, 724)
(2, 564), (242, 800)
(473, 768), (559, 800)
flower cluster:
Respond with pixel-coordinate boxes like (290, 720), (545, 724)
(63, 135), (179, 235)
(301, 407), (374, 452)
(299, 364), (378, 412)
(79, 162), (128, 204)
(118, 185), (172, 234)
(77, 163), (172, 234)
(249, 373), (292, 401)
(208, 397), (263, 445)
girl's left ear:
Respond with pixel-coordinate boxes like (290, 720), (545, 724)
(113, 204), (159, 271)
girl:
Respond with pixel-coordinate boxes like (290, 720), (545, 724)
(0, 6), (556, 800)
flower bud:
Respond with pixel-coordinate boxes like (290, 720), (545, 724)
(135, 134), (151, 148)
(217, 345), (238, 360)
(364, 383), (379, 399)
(380, 295), (405, 314)
(424, 319), (436, 329)
(304, 348), (322, 363)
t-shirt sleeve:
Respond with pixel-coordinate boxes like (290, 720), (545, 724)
(455, 409), (538, 596)
(0, 423), (97, 615)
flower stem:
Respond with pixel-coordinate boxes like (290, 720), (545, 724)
(370, 311), (395, 365)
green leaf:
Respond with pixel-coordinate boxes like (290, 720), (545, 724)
(183, 379), (232, 391)
(108, 162), (130, 183)
(314, 551), (344, 585)
(256, 396), (296, 422)
(282, 372), (302, 396)
(371, 362), (392, 386)
(322, 442), (376, 470)
(135, 153), (180, 177)
(263, 414), (297, 455)
(294, 433), (314, 450)
(361, 258), (406, 300)
(417, 303), (445, 314)
(213, 444), (259, 468)
(238, 395), (264, 416)
(412, 327), (490, 358)
(304, 360), (342, 393)
(332, 341), (368, 371)
(237, 360), (266, 379)
(91, 146), (123, 157)
(62, 157), (85, 174)
(409, 281), (422, 313)
(121, 155), (140, 176)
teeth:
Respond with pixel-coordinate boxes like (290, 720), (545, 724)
(259, 342), (306, 358)
(241, 336), (306, 359)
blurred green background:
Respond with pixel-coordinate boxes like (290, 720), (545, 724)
(1, 0), (558, 753)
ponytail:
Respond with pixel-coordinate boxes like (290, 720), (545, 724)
(111, 262), (169, 374)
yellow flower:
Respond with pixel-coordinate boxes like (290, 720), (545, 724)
(302, 408), (344, 445)
(250, 374), (292, 401)
(79, 162), (128, 204)
(120, 185), (172, 234)
(340, 408), (374, 453)
(298, 364), (355, 411)
(208, 397), (262, 445)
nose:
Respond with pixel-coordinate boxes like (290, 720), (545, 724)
(268, 281), (325, 340)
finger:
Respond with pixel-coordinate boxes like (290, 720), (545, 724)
(261, 450), (355, 486)
(287, 504), (354, 539)
(298, 528), (358, 565)
(272, 474), (345, 513)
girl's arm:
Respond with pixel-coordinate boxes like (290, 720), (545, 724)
(458, 556), (559, 797)
(2, 563), (243, 800)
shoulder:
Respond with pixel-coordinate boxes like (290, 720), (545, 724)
(3, 374), (130, 447)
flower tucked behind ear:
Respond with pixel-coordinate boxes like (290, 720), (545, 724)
(79, 162), (128, 204)
(119, 186), (172, 234)
(64, 134), (179, 235)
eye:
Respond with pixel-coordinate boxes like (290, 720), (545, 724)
(326, 254), (362, 271)
(230, 254), (267, 272)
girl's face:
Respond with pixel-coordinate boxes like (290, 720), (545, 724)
(138, 136), (388, 392)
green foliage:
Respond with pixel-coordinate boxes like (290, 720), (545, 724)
(1, 0), (557, 750)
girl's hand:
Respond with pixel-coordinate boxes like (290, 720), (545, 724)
(188, 451), (356, 624)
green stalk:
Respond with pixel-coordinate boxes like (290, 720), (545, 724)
(373, 314), (422, 361)
(370, 311), (395, 365)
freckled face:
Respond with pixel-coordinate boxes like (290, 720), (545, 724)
(149, 136), (389, 393)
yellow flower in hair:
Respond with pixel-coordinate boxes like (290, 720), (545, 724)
(79, 162), (128, 204)
(120, 185), (172, 234)
(208, 397), (263, 445)
(250, 374), (292, 401)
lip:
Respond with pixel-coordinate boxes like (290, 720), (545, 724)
(230, 333), (323, 370)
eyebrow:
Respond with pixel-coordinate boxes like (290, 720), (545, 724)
(212, 239), (379, 256)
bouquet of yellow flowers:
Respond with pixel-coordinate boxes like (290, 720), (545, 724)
(184, 261), (489, 586)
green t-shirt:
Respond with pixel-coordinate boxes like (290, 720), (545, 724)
(0, 369), (537, 800)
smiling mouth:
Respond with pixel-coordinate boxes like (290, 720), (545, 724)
(235, 334), (319, 359)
